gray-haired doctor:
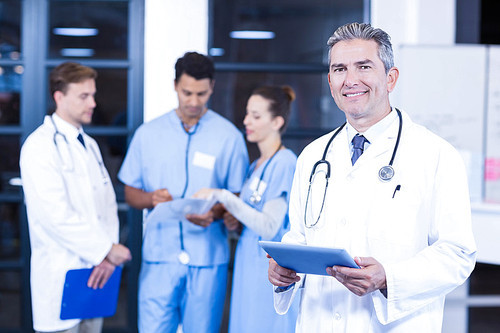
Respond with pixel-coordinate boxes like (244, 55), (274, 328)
(268, 22), (476, 333)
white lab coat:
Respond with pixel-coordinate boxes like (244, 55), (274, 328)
(274, 110), (476, 332)
(20, 115), (118, 331)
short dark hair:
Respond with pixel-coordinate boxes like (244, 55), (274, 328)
(175, 52), (215, 82)
(251, 85), (296, 133)
(49, 62), (97, 97)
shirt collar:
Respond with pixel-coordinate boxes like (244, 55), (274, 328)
(51, 113), (84, 139)
(346, 108), (398, 147)
(172, 108), (211, 134)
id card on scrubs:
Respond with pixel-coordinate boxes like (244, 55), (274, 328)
(193, 151), (216, 170)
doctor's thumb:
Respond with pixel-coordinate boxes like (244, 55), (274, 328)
(355, 256), (378, 268)
(354, 256), (364, 267)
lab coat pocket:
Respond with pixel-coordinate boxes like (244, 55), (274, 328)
(367, 181), (424, 262)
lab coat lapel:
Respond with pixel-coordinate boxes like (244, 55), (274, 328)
(328, 126), (352, 180)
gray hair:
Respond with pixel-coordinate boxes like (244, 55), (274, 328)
(327, 22), (394, 73)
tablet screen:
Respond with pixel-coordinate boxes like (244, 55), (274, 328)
(259, 241), (359, 275)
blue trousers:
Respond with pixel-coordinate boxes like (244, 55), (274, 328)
(138, 261), (228, 333)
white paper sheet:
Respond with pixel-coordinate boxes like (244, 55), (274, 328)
(145, 197), (217, 224)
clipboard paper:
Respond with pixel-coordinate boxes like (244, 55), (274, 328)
(60, 266), (122, 320)
(259, 241), (359, 276)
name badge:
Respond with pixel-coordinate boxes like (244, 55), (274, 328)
(249, 176), (267, 195)
(193, 151), (216, 170)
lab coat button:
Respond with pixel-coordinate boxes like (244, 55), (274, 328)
(334, 312), (341, 320)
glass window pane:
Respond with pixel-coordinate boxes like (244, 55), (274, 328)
(0, 0), (21, 59)
(0, 270), (21, 328)
(211, 0), (364, 64)
(480, 0), (500, 44)
(94, 69), (128, 126)
(470, 263), (500, 295)
(469, 307), (500, 332)
(0, 135), (20, 194)
(93, 135), (127, 190)
(0, 202), (20, 260)
(0, 65), (22, 125)
(211, 72), (345, 160)
(211, 71), (344, 130)
(49, 1), (128, 59)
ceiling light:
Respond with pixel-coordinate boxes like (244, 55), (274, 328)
(60, 48), (95, 57)
(209, 48), (225, 56)
(53, 27), (99, 37)
(229, 30), (275, 40)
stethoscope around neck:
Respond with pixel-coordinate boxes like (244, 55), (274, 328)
(177, 118), (200, 265)
(50, 115), (109, 184)
(303, 108), (403, 228)
(248, 143), (283, 204)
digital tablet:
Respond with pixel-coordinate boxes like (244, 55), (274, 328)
(259, 241), (359, 276)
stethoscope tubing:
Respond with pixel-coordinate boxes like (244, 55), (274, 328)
(50, 115), (108, 183)
(177, 119), (200, 264)
(317, 108), (402, 180)
(304, 108), (403, 228)
(389, 109), (403, 167)
(249, 143), (283, 204)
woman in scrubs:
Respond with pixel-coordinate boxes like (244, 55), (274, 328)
(195, 85), (299, 332)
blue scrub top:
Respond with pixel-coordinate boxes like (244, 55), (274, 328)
(118, 109), (249, 266)
(229, 148), (299, 333)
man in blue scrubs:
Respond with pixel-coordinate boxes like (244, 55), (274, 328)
(118, 52), (249, 332)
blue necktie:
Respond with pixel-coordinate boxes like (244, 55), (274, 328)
(77, 133), (86, 149)
(351, 134), (368, 165)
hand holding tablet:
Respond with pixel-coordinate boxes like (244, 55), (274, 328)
(259, 241), (359, 276)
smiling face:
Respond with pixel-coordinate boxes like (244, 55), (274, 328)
(244, 94), (284, 144)
(54, 78), (96, 128)
(328, 39), (398, 130)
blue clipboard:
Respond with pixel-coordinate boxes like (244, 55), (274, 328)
(60, 266), (122, 320)
(259, 241), (360, 276)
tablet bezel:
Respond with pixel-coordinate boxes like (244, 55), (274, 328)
(259, 240), (360, 276)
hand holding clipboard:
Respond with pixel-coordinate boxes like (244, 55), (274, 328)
(60, 266), (122, 320)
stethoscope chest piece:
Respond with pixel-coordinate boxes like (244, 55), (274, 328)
(378, 165), (394, 182)
(249, 192), (262, 204)
(178, 250), (190, 265)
